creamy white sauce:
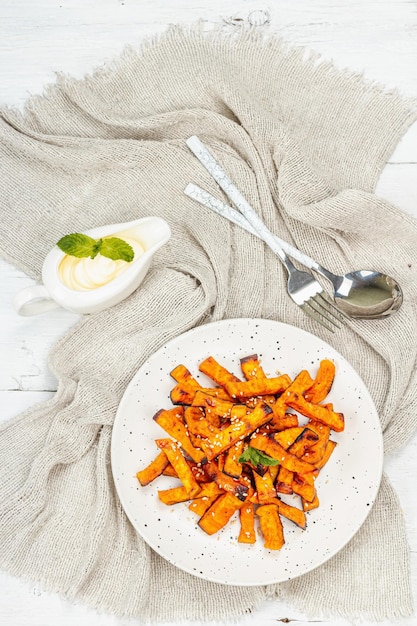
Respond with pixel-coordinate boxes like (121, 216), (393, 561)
(58, 236), (145, 291)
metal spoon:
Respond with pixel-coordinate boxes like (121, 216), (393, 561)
(184, 181), (403, 320)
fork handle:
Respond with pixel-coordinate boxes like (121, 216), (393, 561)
(186, 137), (322, 272)
(184, 182), (322, 272)
(186, 136), (294, 269)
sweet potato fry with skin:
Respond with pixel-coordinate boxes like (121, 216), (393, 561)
(287, 428), (320, 458)
(269, 412), (299, 431)
(136, 450), (169, 486)
(250, 433), (318, 474)
(170, 383), (197, 406)
(189, 494), (219, 516)
(192, 390), (235, 419)
(158, 481), (222, 506)
(314, 439), (338, 470)
(170, 383), (233, 406)
(183, 406), (218, 439)
(301, 421), (331, 465)
(155, 438), (201, 496)
(202, 460), (249, 501)
(230, 404), (250, 419)
(292, 473), (316, 502)
(302, 491), (320, 511)
(257, 503), (285, 550)
(223, 440), (244, 478)
(273, 426), (306, 449)
(170, 364), (200, 386)
(158, 485), (194, 505)
(253, 469), (277, 503)
(153, 408), (206, 463)
(199, 356), (242, 386)
(269, 463), (280, 484)
(305, 359), (336, 404)
(286, 392), (345, 432)
(238, 502), (256, 544)
(225, 374), (292, 400)
(240, 354), (276, 406)
(276, 465), (294, 494)
(240, 354), (267, 380)
(201, 403), (273, 460)
(198, 492), (245, 535)
(276, 498), (307, 529)
(270, 370), (315, 426)
(255, 496), (307, 529)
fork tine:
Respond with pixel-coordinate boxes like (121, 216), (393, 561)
(310, 295), (344, 326)
(316, 291), (350, 321)
(308, 297), (342, 329)
(301, 302), (337, 333)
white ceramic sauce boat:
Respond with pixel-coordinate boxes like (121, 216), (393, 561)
(12, 216), (171, 316)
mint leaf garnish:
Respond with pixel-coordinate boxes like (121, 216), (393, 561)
(56, 233), (134, 262)
(100, 237), (134, 262)
(238, 446), (280, 467)
(56, 233), (98, 259)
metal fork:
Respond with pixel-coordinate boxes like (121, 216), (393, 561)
(185, 135), (345, 332)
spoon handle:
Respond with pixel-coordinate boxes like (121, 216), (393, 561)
(184, 182), (322, 272)
(185, 136), (322, 272)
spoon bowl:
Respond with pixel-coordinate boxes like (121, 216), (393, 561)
(318, 268), (403, 319)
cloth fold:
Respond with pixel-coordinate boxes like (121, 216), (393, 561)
(0, 23), (417, 622)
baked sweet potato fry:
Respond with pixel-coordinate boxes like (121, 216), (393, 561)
(159, 480), (222, 506)
(199, 356), (241, 386)
(158, 485), (194, 505)
(223, 440), (244, 478)
(170, 364), (200, 386)
(301, 421), (331, 465)
(270, 369), (315, 426)
(201, 403), (273, 460)
(273, 426), (306, 449)
(276, 498), (307, 529)
(240, 354), (276, 406)
(153, 408), (205, 463)
(314, 439), (338, 469)
(136, 450), (169, 486)
(276, 465), (294, 494)
(198, 492), (245, 535)
(225, 374), (292, 400)
(302, 491), (320, 511)
(238, 502), (256, 544)
(292, 473), (316, 502)
(170, 382), (232, 405)
(305, 359), (336, 404)
(257, 503), (284, 550)
(253, 469), (277, 503)
(155, 438), (201, 497)
(240, 354), (267, 380)
(202, 460), (249, 501)
(183, 406), (217, 439)
(250, 433), (318, 474)
(286, 392), (345, 432)
(189, 494), (219, 516)
(287, 428), (320, 458)
(192, 390), (235, 419)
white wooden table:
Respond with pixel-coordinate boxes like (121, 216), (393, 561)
(1, 2), (416, 625)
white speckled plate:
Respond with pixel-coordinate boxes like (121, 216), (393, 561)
(111, 318), (383, 586)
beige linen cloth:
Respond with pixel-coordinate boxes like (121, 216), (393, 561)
(0, 24), (417, 623)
